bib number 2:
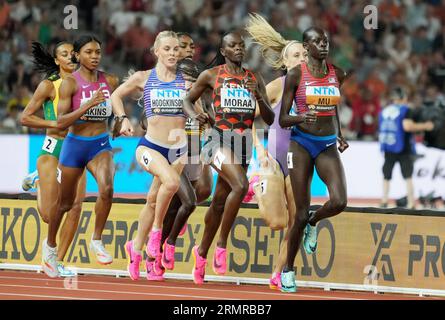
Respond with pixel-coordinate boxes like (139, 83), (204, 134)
(43, 136), (57, 153)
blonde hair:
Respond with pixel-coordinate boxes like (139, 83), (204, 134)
(151, 30), (179, 54)
(123, 68), (135, 82)
(245, 12), (300, 70)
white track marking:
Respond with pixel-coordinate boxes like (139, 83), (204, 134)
(0, 275), (363, 300)
(0, 283), (238, 300)
(0, 292), (95, 300)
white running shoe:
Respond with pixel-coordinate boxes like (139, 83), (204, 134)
(57, 262), (76, 277)
(42, 239), (59, 278)
(22, 170), (39, 191)
(89, 237), (113, 265)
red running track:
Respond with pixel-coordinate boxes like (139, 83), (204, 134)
(0, 270), (442, 300)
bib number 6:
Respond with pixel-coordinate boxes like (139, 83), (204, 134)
(140, 151), (153, 169)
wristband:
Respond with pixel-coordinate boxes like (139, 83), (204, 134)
(114, 115), (128, 121)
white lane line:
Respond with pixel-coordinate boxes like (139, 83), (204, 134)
(0, 275), (363, 300)
(0, 292), (94, 300)
(0, 283), (238, 300)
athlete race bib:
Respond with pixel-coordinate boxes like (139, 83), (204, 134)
(80, 84), (113, 121)
(42, 136), (58, 153)
(305, 85), (340, 113)
(150, 88), (185, 115)
(185, 117), (200, 135)
(220, 87), (256, 114)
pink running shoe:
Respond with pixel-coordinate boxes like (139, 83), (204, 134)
(243, 175), (259, 203)
(269, 272), (282, 290)
(162, 241), (176, 270)
(146, 259), (164, 281)
(179, 223), (187, 236)
(153, 254), (165, 276)
(192, 245), (207, 285)
(146, 229), (162, 258)
(212, 246), (227, 275)
(125, 241), (142, 280)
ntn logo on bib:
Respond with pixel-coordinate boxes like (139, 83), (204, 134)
(152, 88), (185, 99)
(220, 88), (255, 111)
(305, 86), (340, 106)
(149, 89), (185, 114)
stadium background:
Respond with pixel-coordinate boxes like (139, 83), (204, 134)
(0, 0), (445, 296)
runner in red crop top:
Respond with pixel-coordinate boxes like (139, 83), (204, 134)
(182, 31), (275, 285)
(278, 27), (350, 293)
(211, 64), (258, 134)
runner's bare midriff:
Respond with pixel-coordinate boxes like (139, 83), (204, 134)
(146, 115), (187, 145)
(70, 121), (108, 137)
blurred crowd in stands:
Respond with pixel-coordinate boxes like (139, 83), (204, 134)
(0, 0), (444, 148)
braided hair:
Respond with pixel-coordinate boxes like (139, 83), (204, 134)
(31, 41), (71, 77)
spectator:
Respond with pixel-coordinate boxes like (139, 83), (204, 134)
(171, 1), (193, 33)
(421, 85), (445, 150)
(379, 87), (434, 209)
(7, 60), (32, 92)
(425, 4), (442, 41)
(0, 39), (12, 76)
(1, 103), (22, 133)
(122, 16), (154, 68)
(108, 5), (134, 37)
(428, 51), (445, 91)
(411, 25), (431, 55)
(363, 69), (387, 99)
(79, 0), (99, 30)
(0, 0), (442, 148)
(432, 23), (445, 52)
(37, 9), (51, 45)
(350, 87), (381, 140)
(140, 1), (160, 33)
(405, 54), (423, 84)
(0, 0), (10, 29)
(127, 0), (146, 12)
(386, 35), (411, 72)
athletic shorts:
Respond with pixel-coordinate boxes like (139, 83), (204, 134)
(201, 128), (252, 167)
(38, 135), (64, 159)
(137, 134), (187, 165)
(59, 132), (112, 168)
(290, 128), (337, 160)
(382, 152), (414, 180)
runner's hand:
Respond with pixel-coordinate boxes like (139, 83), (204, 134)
(112, 117), (134, 139)
(245, 79), (259, 96)
(195, 112), (211, 126)
(303, 111), (317, 124)
(119, 118), (134, 137)
(88, 89), (106, 108)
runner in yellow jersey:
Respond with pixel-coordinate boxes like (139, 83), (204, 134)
(21, 41), (86, 277)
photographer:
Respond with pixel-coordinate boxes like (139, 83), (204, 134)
(379, 87), (434, 209)
(419, 85), (445, 150)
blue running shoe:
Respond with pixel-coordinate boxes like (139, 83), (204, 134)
(22, 170), (39, 191)
(280, 270), (297, 293)
(303, 211), (318, 254)
(57, 262), (76, 277)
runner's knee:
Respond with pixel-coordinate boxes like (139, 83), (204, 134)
(330, 197), (347, 213)
(196, 184), (212, 203)
(163, 177), (180, 195)
(231, 177), (249, 198)
(99, 184), (114, 201)
(59, 201), (74, 215)
(67, 200), (83, 220)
